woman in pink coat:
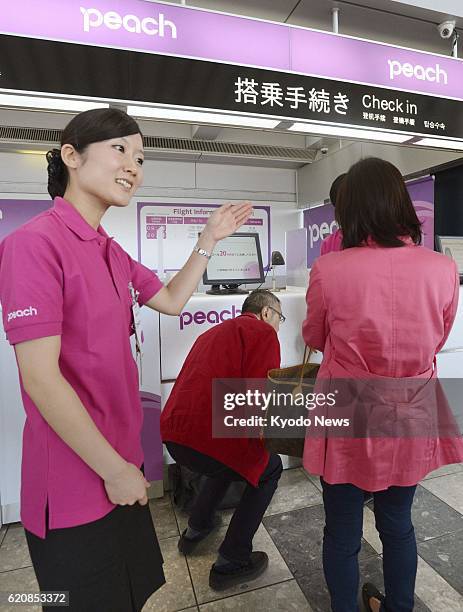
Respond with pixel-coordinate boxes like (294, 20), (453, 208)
(302, 157), (462, 612)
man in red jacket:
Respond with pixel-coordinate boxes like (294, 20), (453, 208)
(161, 289), (284, 591)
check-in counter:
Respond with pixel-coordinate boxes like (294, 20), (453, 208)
(436, 286), (463, 376)
(159, 288), (308, 383)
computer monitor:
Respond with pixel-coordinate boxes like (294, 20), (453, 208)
(435, 235), (463, 283)
(203, 232), (265, 295)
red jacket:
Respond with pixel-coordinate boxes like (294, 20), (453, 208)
(161, 313), (281, 485)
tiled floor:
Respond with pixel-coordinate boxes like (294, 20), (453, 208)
(1, 464), (463, 611)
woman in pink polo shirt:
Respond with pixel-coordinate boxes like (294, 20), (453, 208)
(302, 157), (462, 612)
(0, 108), (251, 612)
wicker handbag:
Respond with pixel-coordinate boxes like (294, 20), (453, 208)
(263, 346), (320, 458)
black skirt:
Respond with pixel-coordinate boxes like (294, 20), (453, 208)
(25, 503), (165, 612)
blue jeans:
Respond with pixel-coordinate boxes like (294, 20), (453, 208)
(321, 478), (417, 612)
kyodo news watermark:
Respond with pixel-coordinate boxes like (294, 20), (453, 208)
(211, 378), (463, 440)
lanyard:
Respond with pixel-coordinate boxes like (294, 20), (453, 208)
(129, 282), (143, 385)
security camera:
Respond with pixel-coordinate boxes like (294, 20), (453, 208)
(437, 20), (456, 39)
(320, 146), (329, 155)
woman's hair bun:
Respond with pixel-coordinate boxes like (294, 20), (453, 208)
(46, 148), (67, 199)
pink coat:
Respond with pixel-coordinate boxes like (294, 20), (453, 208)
(302, 238), (462, 490)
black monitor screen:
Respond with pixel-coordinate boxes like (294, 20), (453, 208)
(203, 233), (265, 286)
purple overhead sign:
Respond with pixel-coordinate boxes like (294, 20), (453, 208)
(2, 0), (463, 101)
(2, 1), (289, 74)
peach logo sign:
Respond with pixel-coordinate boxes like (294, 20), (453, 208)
(80, 7), (177, 38)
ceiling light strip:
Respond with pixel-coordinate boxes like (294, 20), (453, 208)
(289, 122), (411, 143)
(127, 105), (280, 128)
(415, 137), (463, 150)
(0, 94), (109, 112)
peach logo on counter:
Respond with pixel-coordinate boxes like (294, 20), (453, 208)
(179, 305), (241, 330)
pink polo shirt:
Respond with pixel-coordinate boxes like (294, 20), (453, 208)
(0, 197), (163, 538)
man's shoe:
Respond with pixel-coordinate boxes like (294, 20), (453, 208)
(178, 515), (222, 555)
(209, 551), (269, 591)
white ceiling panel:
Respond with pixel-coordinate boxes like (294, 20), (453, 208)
(287, 0), (460, 56)
(156, 0), (300, 22)
(389, 0), (463, 19)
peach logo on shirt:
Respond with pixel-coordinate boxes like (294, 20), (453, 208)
(7, 307), (38, 323)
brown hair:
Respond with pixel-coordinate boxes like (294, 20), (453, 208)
(336, 157), (422, 248)
(329, 173), (346, 208)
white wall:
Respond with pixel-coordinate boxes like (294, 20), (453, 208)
(0, 152), (299, 274)
(297, 141), (463, 207)
(105, 160), (298, 277)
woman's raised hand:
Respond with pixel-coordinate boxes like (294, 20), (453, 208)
(202, 202), (253, 243)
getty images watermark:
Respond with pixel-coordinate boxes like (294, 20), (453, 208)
(211, 378), (463, 440)
(222, 388), (348, 429)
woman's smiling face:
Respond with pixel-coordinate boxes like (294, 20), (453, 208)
(70, 133), (145, 207)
